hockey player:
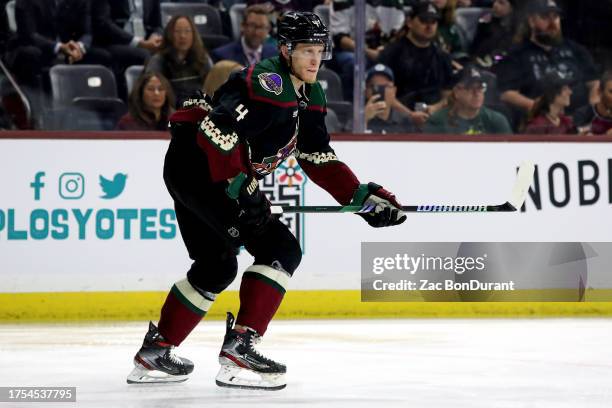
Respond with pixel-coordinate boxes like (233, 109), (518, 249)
(126, 11), (406, 390)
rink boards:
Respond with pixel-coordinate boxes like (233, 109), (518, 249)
(1, 133), (612, 320)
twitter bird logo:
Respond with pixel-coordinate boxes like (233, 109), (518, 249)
(99, 173), (127, 199)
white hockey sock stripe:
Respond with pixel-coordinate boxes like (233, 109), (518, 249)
(173, 278), (215, 314)
(244, 265), (291, 292)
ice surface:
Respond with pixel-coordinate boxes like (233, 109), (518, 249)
(1, 319), (611, 408)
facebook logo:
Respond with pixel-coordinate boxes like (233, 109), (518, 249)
(30, 171), (45, 200)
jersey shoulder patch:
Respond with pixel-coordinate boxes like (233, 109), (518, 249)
(246, 57), (297, 107)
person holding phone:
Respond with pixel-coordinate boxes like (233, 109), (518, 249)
(365, 64), (415, 134)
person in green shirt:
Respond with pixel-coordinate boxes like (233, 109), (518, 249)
(425, 66), (513, 134)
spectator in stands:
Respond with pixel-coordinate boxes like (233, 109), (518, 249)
(378, 2), (454, 117)
(203, 60), (243, 96)
(523, 70), (575, 134)
(495, 0), (599, 117)
(210, 5), (276, 66)
(7, 0), (112, 88)
(425, 66), (512, 134)
(117, 71), (174, 130)
(246, 0), (323, 13)
(328, 0), (403, 100)
(364, 64), (415, 134)
(92, 0), (163, 98)
(432, 0), (465, 56)
(471, 0), (518, 68)
(146, 16), (213, 105)
(573, 71), (612, 135)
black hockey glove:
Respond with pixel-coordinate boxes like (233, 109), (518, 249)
(227, 173), (273, 236)
(350, 182), (406, 228)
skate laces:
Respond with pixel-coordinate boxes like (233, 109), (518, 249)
(247, 332), (273, 363)
(165, 346), (183, 366)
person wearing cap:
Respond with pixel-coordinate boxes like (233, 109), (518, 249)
(378, 1), (454, 120)
(364, 64), (415, 134)
(424, 66), (512, 134)
(470, 0), (519, 68)
(524, 70), (576, 134)
(495, 0), (599, 119)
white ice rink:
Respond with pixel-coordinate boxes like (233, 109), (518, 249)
(1, 319), (611, 408)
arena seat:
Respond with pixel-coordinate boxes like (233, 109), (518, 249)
(49, 65), (126, 130)
(317, 67), (344, 102)
(125, 65), (144, 96)
(229, 3), (246, 41)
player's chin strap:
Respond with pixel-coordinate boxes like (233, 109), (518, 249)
(295, 82), (309, 109)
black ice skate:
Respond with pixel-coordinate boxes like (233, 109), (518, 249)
(126, 322), (194, 384)
(216, 312), (286, 390)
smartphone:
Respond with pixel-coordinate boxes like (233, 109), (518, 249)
(373, 85), (387, 98)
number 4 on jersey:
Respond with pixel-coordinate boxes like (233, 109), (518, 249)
(235, 104), (249, 121)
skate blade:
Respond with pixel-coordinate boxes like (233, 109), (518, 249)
(215, 365), (286, 391)
(126, 363), (189, 384)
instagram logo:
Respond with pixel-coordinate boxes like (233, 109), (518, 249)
(59, 173), (85, 199)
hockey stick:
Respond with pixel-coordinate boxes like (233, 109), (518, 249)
(270, 161), (535, 214)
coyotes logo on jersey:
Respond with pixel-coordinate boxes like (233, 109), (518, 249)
(251, 134), (298, 177)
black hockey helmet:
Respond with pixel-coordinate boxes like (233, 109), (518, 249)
(277, 11), (332, 60)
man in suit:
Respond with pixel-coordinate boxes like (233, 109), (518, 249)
(92, 0), (163, 98)
(211, 4), (276, 66)
(7, 0), (112, 88)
